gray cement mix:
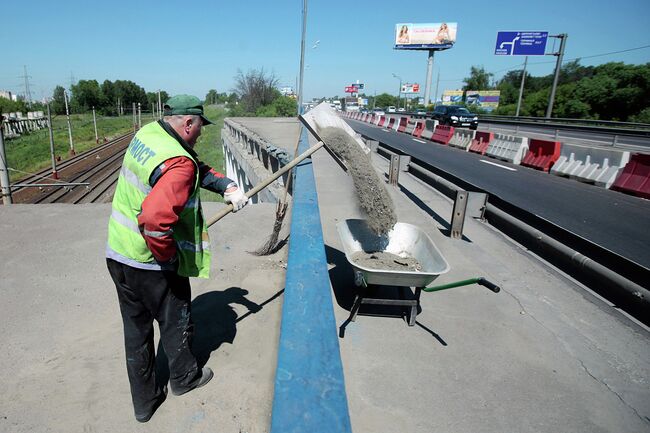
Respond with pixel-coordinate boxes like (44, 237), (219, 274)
(320, 127), (397, 235)
(351, 251), (422, 271)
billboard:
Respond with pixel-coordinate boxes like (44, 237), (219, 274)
(344, 85), (358, 93)
(401, 83), (420, 94)
(465, 90), (501, 112)
(395, 22), (458, 50)
(495, 31), (548, 55)
(441, 90), (464, 105)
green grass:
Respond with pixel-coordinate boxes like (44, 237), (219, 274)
(194, 105), (228, 202)
(5, 112), (154, 182)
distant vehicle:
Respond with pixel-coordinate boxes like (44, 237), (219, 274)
(397, 107), (406, 112)
(387, 106), (396, 113)
(430, 105), (478, 130)
(372, 108), (385, 116)
(415, 109), (426, 116)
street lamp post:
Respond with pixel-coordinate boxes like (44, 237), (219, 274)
(392, 73), (402, 109)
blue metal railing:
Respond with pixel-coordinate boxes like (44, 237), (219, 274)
(269, 126), (352, 432)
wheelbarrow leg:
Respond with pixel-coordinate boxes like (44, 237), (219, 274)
(349, 285), (368, 322)
(407, 287), (422, 326)
(349, 294), (363, 322)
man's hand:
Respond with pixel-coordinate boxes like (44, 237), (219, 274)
(224, 186), (249, 212)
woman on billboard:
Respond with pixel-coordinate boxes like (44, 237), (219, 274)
(435, 23), (451, 44)
(397, 25), (410, 44)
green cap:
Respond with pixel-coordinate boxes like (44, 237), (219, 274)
(163, 94), (214, 125)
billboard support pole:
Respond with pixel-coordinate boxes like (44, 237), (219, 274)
(424, 49), (435, 106)
(545, 33), (567, 119)
(515, 56), (528, 117)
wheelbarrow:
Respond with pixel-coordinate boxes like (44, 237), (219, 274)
(336, 219), (499, 330)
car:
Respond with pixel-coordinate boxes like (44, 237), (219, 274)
(372, 108), (385, 116)
(430, 105), (478, 130)
(415, 109), (426, 116)
(387, 106), (396, 113)
(397, 107), (406, 112)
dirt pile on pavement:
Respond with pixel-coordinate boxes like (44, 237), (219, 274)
(320, 127), (397, 235)
(351, 251), (421, 271)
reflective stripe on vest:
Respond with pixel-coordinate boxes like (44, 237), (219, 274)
(106, 121), (211, 278)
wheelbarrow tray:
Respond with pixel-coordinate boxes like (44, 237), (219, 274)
(336, 219), (450, 287)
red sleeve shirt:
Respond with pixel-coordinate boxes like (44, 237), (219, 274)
(137, 156), (196, 263)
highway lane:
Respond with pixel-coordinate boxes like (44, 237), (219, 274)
(347, 119), (650, 271)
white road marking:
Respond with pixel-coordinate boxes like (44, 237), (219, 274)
(480, 160), (517, 171)
(412, 138), (427, 143)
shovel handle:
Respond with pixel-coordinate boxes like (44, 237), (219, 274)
(206, 140), (325, 227)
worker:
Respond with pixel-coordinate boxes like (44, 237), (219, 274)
(105, 94), (248, 422)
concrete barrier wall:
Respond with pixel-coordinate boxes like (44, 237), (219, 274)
(550, 143), (631, 188)
(486, 133), (529, 165)
(448, 129), (476, 151)
(420, 119), (438, 140)
(221, 118), (289, 203)
(611, 153), (650, 198)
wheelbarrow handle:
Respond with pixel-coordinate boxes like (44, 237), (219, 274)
(477, 277), (501, 293)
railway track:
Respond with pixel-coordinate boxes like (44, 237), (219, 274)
(9, 132), (134, 204)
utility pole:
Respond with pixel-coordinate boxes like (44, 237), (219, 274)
(152, 102), (155, 119)
(47, 103), (58, 179)
(137, 103), (141, 129)
(157, 91), (162, 119)
(132, 103), (137, 133)
(393, 73), (402, 108)
(546, 33), (568, 118)
(92, 106), (98, 143)
(0, 115), (13, 204)
(63, 90), (75, 155)
(297, 0), (308, 113)
(20, 65), (33, 106)
(516, 56), (528, 117)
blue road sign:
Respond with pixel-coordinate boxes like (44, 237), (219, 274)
(495, 31), (548, 56)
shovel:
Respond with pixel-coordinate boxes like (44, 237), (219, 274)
(206, 115), (328, 227)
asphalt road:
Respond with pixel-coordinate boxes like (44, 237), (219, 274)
(347, 119), (650, 271)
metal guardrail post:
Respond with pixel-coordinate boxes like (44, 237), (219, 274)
(451, 190), (468, 239)
(389, 154), (400, 186)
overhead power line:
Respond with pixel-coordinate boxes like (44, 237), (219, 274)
(437, 43), (650, 85)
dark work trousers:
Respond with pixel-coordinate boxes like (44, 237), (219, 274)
(107, 258), (202, 417)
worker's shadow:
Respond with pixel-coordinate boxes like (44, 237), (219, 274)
(155, 287), (261, 383)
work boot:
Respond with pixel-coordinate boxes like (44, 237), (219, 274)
(172, 367), (214, 396)
(135, 385), (167, 423)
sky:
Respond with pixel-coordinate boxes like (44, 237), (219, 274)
(2, 0), (649, 103)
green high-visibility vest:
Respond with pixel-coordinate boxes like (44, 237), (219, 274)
(107, 121), (211, 278)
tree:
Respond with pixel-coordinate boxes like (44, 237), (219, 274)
(463, 66), (493, 91)
(52, 85), (67, 115)
(71, 79), (102, 111)
(204, 89), (218, 105)
(0, 96), (27, 114)
(272, 96), (297, 117)
(374, 93), (397, 108)
(233, 68), (280, 113)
